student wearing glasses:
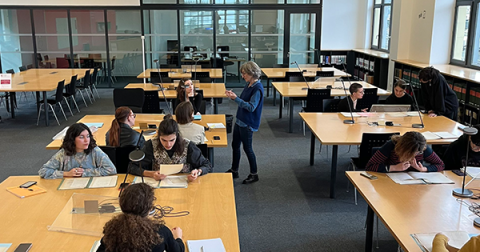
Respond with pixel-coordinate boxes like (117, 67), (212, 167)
(419, 66), (459, 120)
(105, 106), (145, 148)
(175, 78), (203, 115)
(338, 83), (368, 112)
(443, 125), (480, 170)
(365, 131), (444, 173)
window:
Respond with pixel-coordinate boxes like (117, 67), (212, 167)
(371, 0), (392, 51)
(450, 0), (480, 68)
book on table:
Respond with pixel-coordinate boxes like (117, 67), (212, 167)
(187, 238), (226, 252)
(387, 172), (454, 185)
(421, 131), (459, 140)
(132, 176), (188, 188)
(411, 231), (472, 252)
(58, 176), (118, 190)
(7, 185), (47, 198)
(207, 123), (225, 129)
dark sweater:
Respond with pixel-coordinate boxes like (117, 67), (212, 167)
(365, 140), (445, 173)
(385, 93), (414, 109)
(105, 123), (145, 148)
(421, 73), (459, 120)
(444, 135), (480, 170)
(97, 225), (185, 252)
(338, 96), (364, 112)
(236, 80), (264, 130)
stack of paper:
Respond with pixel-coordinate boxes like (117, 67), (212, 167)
(411, 231), (471, 252)
(133, 176), (188, 188)
(422, 131), (459, 140)
(387, 172), (454, 185)
(187, 238), (226, 252)
(160, 164), (183, 175)
(207, 123), (225, 129)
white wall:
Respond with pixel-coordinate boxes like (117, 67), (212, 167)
(0, 0), (139, 6)
(321, 0), (369, 50)
(430, 0), (455, 64)
(407, 0), (436, 63)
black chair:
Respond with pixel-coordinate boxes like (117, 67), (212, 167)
(184, 46), (197, 52)
(357, 88), (379, 111)
(323, 98), (341, 112)
(113, 88), (145, 113)
(62, 75), (78, 116)
(316, 71), (334, 78)
(273, 64), (289, 68)
(195, 72), (211, 83)
(160, 64), (178, 72)
(151, 71), (172, 84)
(285, 71), (314, 82)
(90, 67), (100, 99)
(217, 46), (234, 76)
(76, 70), (93, 106)
(37, 80), (67, 126)
(6, 69), (14, 74)
(302, 89), (331, 135)
(101, 145), (138, 174)
(19, 66), (27, 72)
(110, 56), (117, 83)
(143, 91), (164, 113)
(196, 143), (209, 161)
(210, 57), (225, 83)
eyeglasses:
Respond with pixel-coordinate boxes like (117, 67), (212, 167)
(131, 113), (136, 118)
(78, 135), (91, 140)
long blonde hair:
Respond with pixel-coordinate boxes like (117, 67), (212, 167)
(391, 132), (426, 162)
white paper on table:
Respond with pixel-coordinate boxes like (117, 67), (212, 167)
(160, 164), (184, 175)
(84, 123), (104, 128)
(409, 172), (454, 184)
(387, 173), (423, 185)
(52, 127), (69, 140)
(0, 244), (12, 252)
(340, 112), (360, 117)
(89, 176), (118, 188)
(412, 231), (470, 251)
(132, 176), (160, 188)
(60, 178), (90, 189)
(207, 123), (226, 129)
(433, 132), (458, 139)
(406, 111), (419, 116)
(187, 238), (226, 252)
(466, 167), (480, 179)
(422, 131), (441, 140)
(159, 176), (188, 188)
(387, 112), (408, 117)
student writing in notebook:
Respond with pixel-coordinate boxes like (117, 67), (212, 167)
(337, 83), (368, 112)
(175, 101), (205, 145)
(432, 233), (480, 252)
(97, 183), (185, 252)
(105, 106), (145, 148)
(130, 114), (211, 182)
(39, 123), (116, 179)
(365, 132), (444, 173)
(444, 124), (480, 170)
(174, 78), (203, 115)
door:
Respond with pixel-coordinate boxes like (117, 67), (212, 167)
(284, 11), (320, 65)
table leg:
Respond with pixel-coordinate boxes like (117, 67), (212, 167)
(208, 147), (214, 167)
(273, 86), (276, 106)
(310, 132), (315, 166)
(9, 92), (15, 118)
(365, 206), (374, 252)
(214, 98), (218, 114)
(43, 91), (49, 126)
(279, 94), (283, 119)
(266, 78), (270, 97)
(36, 92), (41, 114)
(289, 98), (294, 133)
(237, 61), (241, 82)
(330, 145), (338, 199)
(5, 92), (10, 113)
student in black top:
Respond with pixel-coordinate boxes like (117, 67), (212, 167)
(443, 124), (480, 170)
(174, 78), (203, 115)
(419, 66), (459, 120)
(97, 183), (185, 252)
(105, 106), (145, 148)
(338, 83), (368, 112)
(385, 79), (414, 109)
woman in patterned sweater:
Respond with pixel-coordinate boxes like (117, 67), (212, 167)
(365, 131), (444, 173)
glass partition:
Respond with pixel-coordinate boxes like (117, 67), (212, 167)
(289, 13), (315, 64)
(251, 10), (284, 67)
(180, 10), (214, 68)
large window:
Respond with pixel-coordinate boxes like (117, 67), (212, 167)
(450, 0), (480, 68)
(371, 0), (392, 52)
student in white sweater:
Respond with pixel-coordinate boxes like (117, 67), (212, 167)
(175, 101), (205, 145)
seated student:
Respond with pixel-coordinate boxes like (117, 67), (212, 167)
(174, 78), (203, 115)
(105, 106), (145, 148)
(97, 183), (185, 252)
(432, 233), (480, 252)
(385, 79), (414, 108)
(130, 114), (211, 182)
(443, 124), (480, 170)
(365, 131), (444, 173)
(338, 83), (368, 112)
(39, 123), (116, 179)
(175, 101), (205, 145)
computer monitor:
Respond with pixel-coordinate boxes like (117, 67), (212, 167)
(370, 104), (411, 112)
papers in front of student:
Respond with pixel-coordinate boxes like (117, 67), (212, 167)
(160, 164), (183, 175)
(0, 244), (12, 252)
(207, 123), (225, 129)
(465, 167), (480, 179)
(84, 123), (104, 128)
(411, 231), (471, 252)
(422, 131), (459, 140)
(88, 176), (118, 188)
(159, 175), (188, 188)
(52, 125), (99, 140)
(187, 238), (226, 252)
(132, 177), (160, 188)
(58, 176), (118, 190)
(386, 111), (420, 117)
(59, 178), (91, 190)
(387, 172), (454, 185)
(52, 127), (69, 140)
(340, 112), (372, 117)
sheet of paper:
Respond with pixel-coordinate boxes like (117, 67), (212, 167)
(466, 167), (480, 179)
(89, 176), (118, 188)
(406, 111), (419, 116)
(387, 112), (408, 117)
(160, 164), (184, 175)
(187, 238), (226, 252)
(132, 176), (160, 188)
(413, 231), (470, 251)
(84, 123), (104, 128)
(159, 176), (188, 188)
(340, 112), (360, 117)
(207, 123), (226, 129)
(60, 178), (90, 190)
(408, 172), (454, 184)
(433, 132), (458, 139)
(0, 243), (12, 252)
(52, 126), (69, 140)
(387, 173), (423, 185)
(422, 131), (441, 140)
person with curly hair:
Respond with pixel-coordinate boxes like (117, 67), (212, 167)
(39, 123), (116, 179)
(174, 78), (203, 115)
(97, 183), (185, 252)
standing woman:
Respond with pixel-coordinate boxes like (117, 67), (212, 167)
(97, 183), (185, 252)
(105, 106), (145, 148)
(175, 78), (203, 114)
(225, 61), (264, 184)
(419, 66), (459, 120)
(39, 123), (116, 179)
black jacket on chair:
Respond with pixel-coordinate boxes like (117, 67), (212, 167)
(105, 123), (145, 148)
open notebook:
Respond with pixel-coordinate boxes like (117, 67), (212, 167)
(132, 176), (188, 188)
(411, 231), (472, 252)
(387, 172), (454, 185)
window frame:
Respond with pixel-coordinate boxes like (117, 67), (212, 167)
(450, 0), (474, 67)
(370, 0), (392, 53)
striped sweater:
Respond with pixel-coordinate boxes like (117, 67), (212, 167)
(365, 140), (444, 173)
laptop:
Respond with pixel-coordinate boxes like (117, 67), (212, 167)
(370, 104), (411, 112)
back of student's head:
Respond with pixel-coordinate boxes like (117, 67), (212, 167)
(109, 106), (131, 147)
(61, 123), (97, 156)
(392, 132), (426, 162)
(349, 83), (363, 94)
(175, 101), (194, 124)
(419, 66), (440, 83)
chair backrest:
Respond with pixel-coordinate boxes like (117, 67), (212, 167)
(288, 76), (305, 82)
(211, 57), (224, 69)
(67, 75), (77, 95)
(217, 46), (229, 58)
(305, 89), (331, 112)
(151, 71), (171, 84)
(357, 88), (379, 111)
(323, 98), (341, 112)
(358, 132), (400, 168)
(316, 71), (334, 77)
(27, 64), (33, 69)
(83, 70), (91, 88)
(111, 56), (116, 70)
(55, 80), (66, 103)
(285, 71), (303, 78)
(196, 144), (209, 160)
(143, 91), (163, 113)
(195, 72), (211, 83)
(91, 68), (98, 85)
(115, 145), (137, 173)
(160, 64), (178, 69)
(113, 88), (145, 113)
(19, 66), (27, 72)
(5, 69), (14, 74)
(56, 58), (69, 68)
(273, 64), (289, 68)
(99, 146), (116, 168)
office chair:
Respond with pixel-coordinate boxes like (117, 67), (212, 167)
(273, 64), (289, 68)
(36, 80), (67, 126)
(316, 71), (334, 78)
(302, 89), (331, 136)
(143, 91), (164, 114)
(113, 88), (145, 113)
(62, 75), (78, 116)
(151, 71), (172, 84)
(100, 145), (137, 174)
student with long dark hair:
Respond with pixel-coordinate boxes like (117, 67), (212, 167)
(175, 78), (203, 115)
(130, 114), (211, 182)
(106, 106), (145, 148)
(97, 183), (185, 252)
(39, 123), (116, 179)
(175, 101), (205, 145)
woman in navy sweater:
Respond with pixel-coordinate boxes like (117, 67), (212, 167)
(225, 61), (264, 184)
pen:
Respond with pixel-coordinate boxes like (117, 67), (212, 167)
(211, 139), (214, 143)
(200, 246), (204, 252)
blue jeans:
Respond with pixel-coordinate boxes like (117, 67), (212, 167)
(231, 124), (257, 174)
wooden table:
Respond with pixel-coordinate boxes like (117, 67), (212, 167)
(274, 79), (391, 133)
(124, 83), (227, 114)
(346, 171), (480, 252)
(0, 174), (240, 252)
(262, 66), (349, 97)
(0, 69), (90, 126)
(46, 114), (227, 165)
(137, 69), (223, 79)
(300, 112), (464, 198)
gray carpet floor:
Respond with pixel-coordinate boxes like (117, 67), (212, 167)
(0, 77), (400, 251)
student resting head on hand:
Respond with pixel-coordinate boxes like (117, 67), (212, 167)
(175, 78), (203, 115)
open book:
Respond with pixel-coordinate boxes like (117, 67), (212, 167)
(422, 131), (459, 140)
(411, 231), (471, 252)
(132, 175), (188, 188)
(187, 238), (226, 252)
(58, 176), (118, 190)
(387, 172), (454, 185)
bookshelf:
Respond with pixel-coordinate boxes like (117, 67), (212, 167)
(318, 50), (350, 70)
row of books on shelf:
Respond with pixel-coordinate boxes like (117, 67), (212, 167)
(395, 68), (422, 88)
(320, 55), (346, 65)
(353, 69), (374, 84)
(355, 57), (375, 72)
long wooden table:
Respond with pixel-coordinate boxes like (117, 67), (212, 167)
(124, 83), (227, 114)
(0, 174), (240, 252)
(0, 69), (90, 126)
(262, 66), (349, 97)
(300, 112), (464, 198)
(346, 171), (480, 252)
(137, 68), (223, 79)
(274, 79), (391, 133)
